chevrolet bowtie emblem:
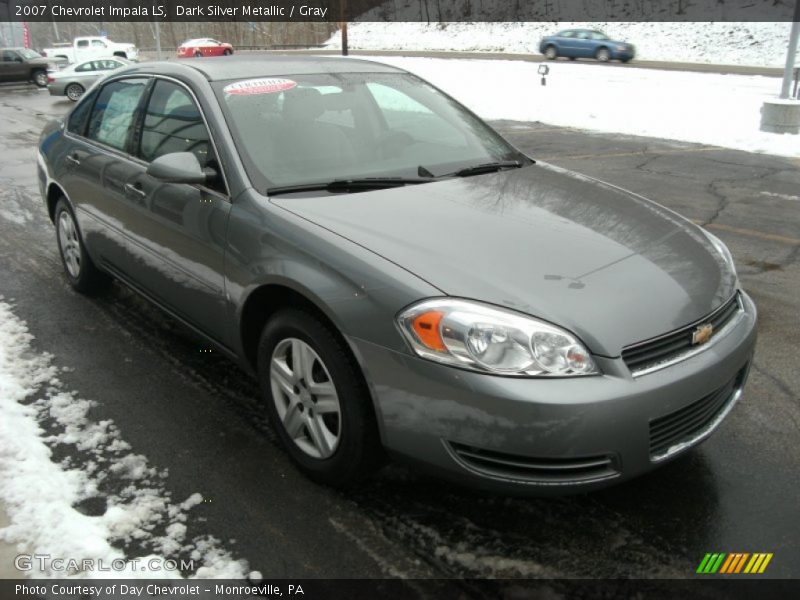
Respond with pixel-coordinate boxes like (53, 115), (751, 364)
(692, 323), (714, 345)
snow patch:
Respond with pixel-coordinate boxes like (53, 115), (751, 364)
(327, 22), (793, 68)
(353, 55), (800, 158)
(0, 298), (248, 579)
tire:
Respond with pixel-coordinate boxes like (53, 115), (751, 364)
(194, 51), (203, 58)
(65, 83), (84, 102)
(32, 69), (48, 88)
(54, 198), (111, 295)
(113, 52), (127, 60)
(223, 49), (232, 56)
(257, 309), (382, 487)
(621, 57), (632, 64)
(595, 47), (611, 62)
(568, 56), (576, 61)
(544, 45), (557, 60)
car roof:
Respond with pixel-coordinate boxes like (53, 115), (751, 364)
(135, 55), (405, 82)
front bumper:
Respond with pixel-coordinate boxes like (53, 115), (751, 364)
(353, 291), (757, 494)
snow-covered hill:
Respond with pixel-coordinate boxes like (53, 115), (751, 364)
(326, 22), (793, 67)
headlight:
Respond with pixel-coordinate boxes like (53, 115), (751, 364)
(703, 230), (737, 277)
(616, 45), (627, 51)
(397, 299), (598, 377)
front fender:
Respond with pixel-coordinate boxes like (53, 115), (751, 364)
(225, 191), (441, 360)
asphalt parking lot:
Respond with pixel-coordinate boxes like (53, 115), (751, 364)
(0, 81), (798, 582)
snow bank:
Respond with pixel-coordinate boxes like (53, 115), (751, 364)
(0, 299), (248, 579)
(327, 22), (792, 68)
(354, 55), (800, 158)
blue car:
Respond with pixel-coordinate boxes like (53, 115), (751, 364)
(539, 29), (635, 63)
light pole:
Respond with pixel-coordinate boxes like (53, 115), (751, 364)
(155, 20), (162, 60)
(340, 0), (348, 56)
(779, 1), (800, 99)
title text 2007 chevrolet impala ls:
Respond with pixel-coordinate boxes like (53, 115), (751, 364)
(37, 57), (756, 493)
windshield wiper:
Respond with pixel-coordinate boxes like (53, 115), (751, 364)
(449, 160), (524, 177)
(267, 177), (430, 196)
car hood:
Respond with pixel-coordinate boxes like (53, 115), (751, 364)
(271, 164), (737, 356)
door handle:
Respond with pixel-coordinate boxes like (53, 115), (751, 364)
(65, 153), (81, 166)
(124, 182), (146, 197)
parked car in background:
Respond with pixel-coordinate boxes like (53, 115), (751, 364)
(539, 30), (635, 63)
(47, 57), (131, 101)
(0, 47), (66, 87)
(42, 37), (138, 63)
(177, 39), (234, 58)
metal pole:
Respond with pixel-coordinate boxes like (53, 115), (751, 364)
(155, 20), (162, 60)
(340, 0), (348, 56)
(780, 0), (800, 99)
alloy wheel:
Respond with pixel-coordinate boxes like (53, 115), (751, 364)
(58, 210), (81, 278)
(66, 84), (84, 102)
(270, 338), (341, 459)
(34, 71), (48, 87)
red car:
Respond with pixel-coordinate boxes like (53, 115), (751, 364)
(176, 39), (234, 58)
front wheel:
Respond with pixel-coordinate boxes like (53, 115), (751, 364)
(54, 198), (111, 295)
(223, 49), (232, 56)
(32, 69), (48, 87)
(194, 51), (203, 58)
(257, 309), (382, 486)
(544, 45), (557, 60)
(595, 48), (611, 62)
(65, 82), (84, 102)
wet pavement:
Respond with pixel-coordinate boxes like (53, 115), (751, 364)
(0, 82), (798, 581)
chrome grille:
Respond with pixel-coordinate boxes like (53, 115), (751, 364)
(622, 293), (741, 375)
(447, 442), (618, 484)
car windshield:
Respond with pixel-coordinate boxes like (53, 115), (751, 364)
(214, 71), (526, 192)
(19, 48), (41, 59)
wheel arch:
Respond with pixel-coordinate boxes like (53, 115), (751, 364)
(239, 281), (387, 441)
(46, 181), (69, 222)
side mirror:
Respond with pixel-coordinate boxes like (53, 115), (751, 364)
(147, 152), (209, 184)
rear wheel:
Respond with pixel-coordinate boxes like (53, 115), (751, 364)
(32, 69), (48, 87)
(257, 309), (382, 486)
(544, 45), (557, 60)
(65, 82), (84, 102)
(595, 47), (611, 62)
(54, 198), (111, 295)
(194, 51), (203, 58)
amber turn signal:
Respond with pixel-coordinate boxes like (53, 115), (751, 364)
(411, 310), (446, 352)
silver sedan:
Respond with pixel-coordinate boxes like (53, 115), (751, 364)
(47, 57), (131, 101)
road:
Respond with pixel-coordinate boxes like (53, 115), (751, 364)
(0, 82), (798, 584)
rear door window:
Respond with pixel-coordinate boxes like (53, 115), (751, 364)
(67, 89), (98, 135)
(86, 78), (148, 151)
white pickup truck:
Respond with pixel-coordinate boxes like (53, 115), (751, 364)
(42, 37), (139, 63)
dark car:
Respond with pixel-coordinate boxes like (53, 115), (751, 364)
(37, 57), (755, 494)
(0, 47), (65, 87)
(539, 29), (635, 63)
